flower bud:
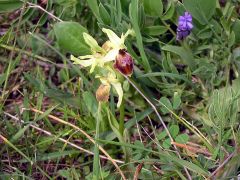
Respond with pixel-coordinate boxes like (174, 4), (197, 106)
(96, 84), (110, 102)
(114, 49), (133, 76)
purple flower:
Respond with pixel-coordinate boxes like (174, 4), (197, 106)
(176, 12), (193, 41)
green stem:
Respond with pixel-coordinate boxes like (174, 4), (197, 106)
(119, 98), (125, 136)
(93, 102), (102, 178)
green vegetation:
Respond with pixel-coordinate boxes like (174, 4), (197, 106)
(1, 0), (240, 179)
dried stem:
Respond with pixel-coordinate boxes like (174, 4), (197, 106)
(23, 1), (63, 22)
(209, 152), (235, 178)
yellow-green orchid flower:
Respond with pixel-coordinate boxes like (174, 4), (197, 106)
(71, 28), (133, 73)
(102, 28), (133, 50)
(70, 28), (134, 108)
(100, 28), (134, 63)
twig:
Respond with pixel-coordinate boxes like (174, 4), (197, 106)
(153, 165), (164, 175)
(209, 152), (235, 178)
(124, 75), (192, 180)
(133, 163), (144, 180)
(24, 2), (63, 22)
(3, 111), (124, 164)
(171, 142), (211, 156)
(136, 121), (143, 143)
(141, 125), (163, 150)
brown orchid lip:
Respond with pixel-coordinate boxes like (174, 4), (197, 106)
(114, 49), (133, 76)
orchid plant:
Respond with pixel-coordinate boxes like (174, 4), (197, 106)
(71, 28), (134, 107)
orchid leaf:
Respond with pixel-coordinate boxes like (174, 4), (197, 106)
(111, 82), (123, 108)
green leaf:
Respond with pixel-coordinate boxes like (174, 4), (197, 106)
(10, 125), (30, 144)
(173, 92), (181, 109)
(86, 0), (101, 21)
(93, 104), (101, 178)
(106, 107), (121, 140)
(111, 82), (123, 108)
(115, 0), (123, 26)
(175, 134), (189, 144)
(99, 3), (111, 25)
(169, 125), (179, 138)
(138, 72), (191, 84)
(183, 0), (217, 25)
(138, 3), (145, 28)
(208, 79), (240, 128)
(58, 169), (72, 179)
(0, 73), (7, 87)
(162, 1), (175, 20)
(82, 91), (98, 118)
(35, 106), (58, 121)
(220, 16), (230, 35)
(24, 73), (46, 93)
(21, 150), (79, 162)
(162, 45), (196, 71)
(197, 29), (213, 40)
(0, 0), (22, 12)
(130, 0), (151, 72)
(162, 138), (171, 149)
(157, 131), (167, 140)
(83, 32), (104, 53)
(143, 26), (168, 36)
(172, 156), (208, 175)
(233, 19), (240, 44)
(142, 0), (163, 17)
(229, 31), (235, 48)
(159, 97), (173, 114)
(54, 22), (91, 56)
(58, 167), (81, 179)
